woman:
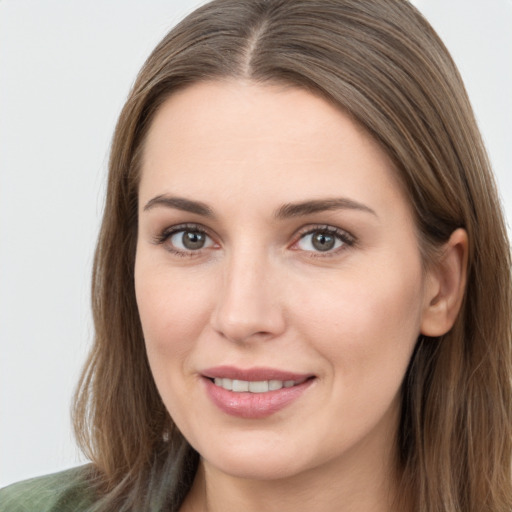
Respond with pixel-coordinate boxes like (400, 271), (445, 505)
(1, 0), (510, 511)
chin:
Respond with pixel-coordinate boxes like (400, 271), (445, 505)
(195, 432), (319, 481)
(207, 454), (305, 481)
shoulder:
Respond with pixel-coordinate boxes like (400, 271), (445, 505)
(0, 466), (95, 512)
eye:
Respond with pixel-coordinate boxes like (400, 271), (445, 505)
(170, 229), (214, 251)
(153, 224), (216, 255)
(295, 226), (353, 254)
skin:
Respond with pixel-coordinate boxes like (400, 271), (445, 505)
(135, 81), (467, 512)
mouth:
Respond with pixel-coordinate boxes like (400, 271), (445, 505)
(201, 366), (316, 419)
(209, 376), (311, 393)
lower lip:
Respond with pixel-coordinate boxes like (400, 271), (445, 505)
(203, 377), (314, 419)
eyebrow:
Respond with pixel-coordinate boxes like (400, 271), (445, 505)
(142, 194), (376, 219)
(143, 195), (214, 217)
(275, 198), (377, 219)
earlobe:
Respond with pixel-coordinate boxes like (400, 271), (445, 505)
(420, 228), (468, 337)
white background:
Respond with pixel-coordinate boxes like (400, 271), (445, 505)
(1, 0), (511, 487)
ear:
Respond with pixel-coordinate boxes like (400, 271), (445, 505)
(421, 228), (468, 337)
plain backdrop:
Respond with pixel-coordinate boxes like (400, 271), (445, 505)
(1, 0), (511, 488)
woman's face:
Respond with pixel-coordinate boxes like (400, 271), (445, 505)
(135, 81), (436, 482)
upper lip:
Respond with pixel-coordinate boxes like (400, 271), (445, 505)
(201, 366), (314, 382)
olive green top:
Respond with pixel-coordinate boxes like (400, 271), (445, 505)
(0, 466), (94, 512)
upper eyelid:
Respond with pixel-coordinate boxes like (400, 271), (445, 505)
(153, 222), (213, 245)
(162, 222), (211, 237)
(293, 224), (355, 242)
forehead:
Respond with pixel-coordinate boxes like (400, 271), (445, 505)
(139, 80), (408, 220)
(143, 80), (378, 164)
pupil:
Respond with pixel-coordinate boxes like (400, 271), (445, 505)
(182, 231), (205, 250)
(312, 232), (335, 251)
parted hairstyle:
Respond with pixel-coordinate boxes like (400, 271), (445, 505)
(73, 1), (512, 510)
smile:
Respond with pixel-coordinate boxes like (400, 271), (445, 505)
(212, 377), (308, 393)
(201, 367), (315, 418)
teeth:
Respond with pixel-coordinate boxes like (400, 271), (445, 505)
(232, 379), (249, 392)
(269, 379), (283, 391)
(213, 378), (300, 393)
(222, 378), (233, 390)
(249, 381), (269, 393)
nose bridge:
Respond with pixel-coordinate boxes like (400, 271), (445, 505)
(211, 242), (285, 343)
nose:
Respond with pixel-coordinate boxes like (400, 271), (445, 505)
(210, 248), (286, 344)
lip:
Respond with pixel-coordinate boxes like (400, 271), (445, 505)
(202, 365), (313, 382)
(201, 366), (315, 419)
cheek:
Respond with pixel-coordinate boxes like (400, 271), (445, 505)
(294, 263), (424, 400)
(134, 260), (213, 363)
(134, 260), (217, 432)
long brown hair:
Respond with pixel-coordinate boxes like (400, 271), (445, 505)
(73, 1), (512, 510)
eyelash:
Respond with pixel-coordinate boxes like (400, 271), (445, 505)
(152, 223), (355, 257)
(293, 225), (355, 257)
(152, 223), (215, 258)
